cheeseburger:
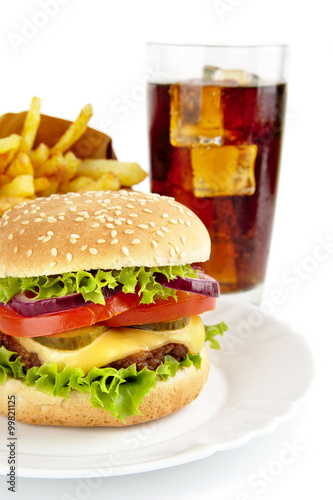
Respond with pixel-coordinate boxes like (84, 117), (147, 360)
(0, 190), (221, 426)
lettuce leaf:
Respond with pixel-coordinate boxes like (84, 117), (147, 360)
(0, 346), (201, 422)
(0, 265), (198, 306)
(204, 321), (228, 350)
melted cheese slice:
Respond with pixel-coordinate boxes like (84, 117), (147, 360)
(16, 316), (205, 373)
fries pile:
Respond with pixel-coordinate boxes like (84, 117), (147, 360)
(0, 97), (147, 216)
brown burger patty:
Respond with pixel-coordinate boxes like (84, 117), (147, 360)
(108, 343), (188, 371)
(0, 332), (42, 371)
(0, 332), (188, 372)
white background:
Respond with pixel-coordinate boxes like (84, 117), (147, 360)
(0, 0), (332, 498)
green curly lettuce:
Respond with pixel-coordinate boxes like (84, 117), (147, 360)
(0, 346), (201, 421)
(204, 321), (228, 350)
(0, 265), (199, 307)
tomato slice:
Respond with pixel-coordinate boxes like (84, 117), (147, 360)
(0, 292), (140, 338)
(102, 292), (216, 328)
(0, 291), (216, 338)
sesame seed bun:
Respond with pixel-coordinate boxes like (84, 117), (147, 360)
(0, 347), (209, 426)
(0, 190), (211, 278)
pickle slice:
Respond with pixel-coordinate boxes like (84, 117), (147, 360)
(33, 325), (109, 350)
(130, 317), (190, 332)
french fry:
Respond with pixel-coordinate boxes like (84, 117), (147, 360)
(89, 172), (121, 192)
(59, 175), (96, 193)
(0, 196), (27, 217)
(19, 97), (41, 153)
(0, 174), (11, 186)
(29, 142), (50, 167)
(34, 177), (51, 193)
(37, 176), (59, 197)
(34, 152), (68, 182)
(77, 159), (147, 187)
(0, 134), (21, 154)
(51, 104), (93, 154)
(6, 153), (34, 178)
(62, 151), (81, 182)
(0, 174), (35, 198)
(0, 135), (21, 173)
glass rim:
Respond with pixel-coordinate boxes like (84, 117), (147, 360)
(146, 42), (289, 50)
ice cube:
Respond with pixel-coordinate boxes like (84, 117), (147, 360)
(170, 82), (224, 147)
(203, 66), (259, 86)
(191, 144), (258, 197)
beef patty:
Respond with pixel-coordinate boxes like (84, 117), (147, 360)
(0, 332), (188, 372)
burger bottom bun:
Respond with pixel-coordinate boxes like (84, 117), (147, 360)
(0, 347), (209, 427)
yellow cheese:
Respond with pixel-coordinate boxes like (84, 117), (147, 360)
(15, 316), (205, 373)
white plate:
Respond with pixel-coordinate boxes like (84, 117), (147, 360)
(0, 299), (314, 478)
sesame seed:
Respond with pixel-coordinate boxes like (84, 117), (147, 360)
(138, 224), (148, 229)
(13, 215), (21, 222)
(186, 221), (191, 227)
(71, 233), (79, 239)
(106, 223), (115, 229)
(152, 240), (158, 248)
(27, 249), (32, 257)
(47, 231), (54, 236)
(155, 256), (163, 264)
(161, 226), (169, 233)
(149, 221), (155, 227)
(50, 261), (56, 268)
(179, 219), (184, 224)
(126, 220), (133, 225)
(128, 213), (138, 218)
(66, 253), (73, 262)
(81, 245), (88, 251)
(89, 248), (98, 255)
(181, 236), (186, 244)
(111, 239), (118, 245)
(3, 221), (7, 227)
(34, 218), (43, 222)
(115, 210), (121, 216)
(156, 230), (164, 237)
(23, 210), (29, 215)
(47, 217), (57, 223)
(143, 209), (153, 214)
(91, 223), (99, 228)
(21, 220), (30, 225)
(70, 237), (77, 244)
(14, 246), (18, 254)
(8, 234), (13, 241)
(187, 211), (194, 217)
(162, 214), (169, 218)
(170, 219), (177, 224)
(111, 230), (117, 237)
(170, 247), (176, 257)
(122, 246), (129, 255)
(131, 239), (140, 245)
(124, 230), (134, 234)
(114, 219), (122, 225)
(126, 204), (135, 209)
(58, 216), (65, 220)
(97, 239), (106, 244)
(51, 248), (58, 257)
(43, 236), (52, 243)
(75, 217), (84, 222)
